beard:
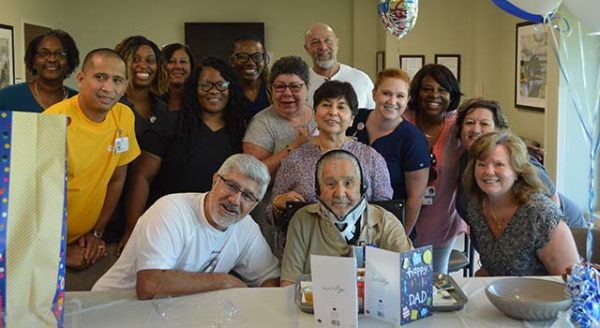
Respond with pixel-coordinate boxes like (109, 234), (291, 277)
(315, 57), (336, 70)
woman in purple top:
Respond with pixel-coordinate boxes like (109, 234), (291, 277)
(269, 80), (393, 257)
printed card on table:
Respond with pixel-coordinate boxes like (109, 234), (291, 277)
(310, 255), (358, 328)
(365, 246), (433, 325)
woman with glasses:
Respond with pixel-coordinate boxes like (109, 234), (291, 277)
(269, 80), (393, 257)
(115, 36), (169, 137)
(347, 68), (430, 236)
(0, 29), (79, 112)
(230, 34), (271, 123)
(161, 43), (195, 111)
(403, 64), (468, 274)
(243, 56), (316, 178)
(122, 57), (245, 250)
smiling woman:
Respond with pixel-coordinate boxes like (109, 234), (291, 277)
(122, 57), (246, 253)
(0, 29), (79, 112)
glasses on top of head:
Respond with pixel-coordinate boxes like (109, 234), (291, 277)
(272, 83), (304, 94)
(231, 52), (267, 64)
(218, 175), (259, 204)
(429, 152), (438, 182)
(198, 80), (230, 92)
(36, 50), (67, 60)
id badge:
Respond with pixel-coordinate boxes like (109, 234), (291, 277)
(114, 136), (129, 154)
(422, 186), (436, 205)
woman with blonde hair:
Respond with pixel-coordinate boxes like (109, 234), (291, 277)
(347, 68), (430, 236)
(463, 131), (579, 276)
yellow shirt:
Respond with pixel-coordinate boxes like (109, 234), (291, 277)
(44, 96), (140, 243)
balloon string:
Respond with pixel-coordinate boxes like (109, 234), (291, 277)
(546, 17), (600, 262)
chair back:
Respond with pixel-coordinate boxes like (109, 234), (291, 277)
(571, 227), (600, 264)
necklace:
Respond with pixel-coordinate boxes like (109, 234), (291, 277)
(33, 81), (68, 109)
(483, 199), (511, 233)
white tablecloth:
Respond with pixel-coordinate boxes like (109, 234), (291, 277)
(64, 277), (562, 327)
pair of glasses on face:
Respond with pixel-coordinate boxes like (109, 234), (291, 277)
(218, 175), (259, 204)
(273, 83), (304, 94)
(198, 80), (230, 92)
(231, 52), (267, 63)
(36, 50), (67, 60)
(429, 152), (438, 182)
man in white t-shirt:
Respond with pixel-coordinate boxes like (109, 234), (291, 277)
(304, 22), (375, 109)
(93, 154), (280, 299)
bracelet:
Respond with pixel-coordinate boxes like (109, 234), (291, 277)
(272, 195), (285, 214)
(284, 144), (293, 154)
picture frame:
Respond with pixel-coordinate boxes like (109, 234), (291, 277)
(0, 24), (15, 89)
(515, 22), (548, 112)
(376, 51), (385, 73)
(399, 55), (424, 79)
(435, 54), (460, 82)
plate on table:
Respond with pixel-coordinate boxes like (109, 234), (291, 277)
(485, 278), (572, 321)
(433, 273), (469, 312)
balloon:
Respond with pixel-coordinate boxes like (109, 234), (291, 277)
(563, 0), (600, 33)
(377, 0), (419, 39)
(508, 0), (562, 16)
(491, 0), (562, 22)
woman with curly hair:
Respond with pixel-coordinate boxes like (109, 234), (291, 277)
(463, 131), (579, 276)
(122, 57), (245, 248)
(0, 29), (79, 112)
(115, 35), (169, 136)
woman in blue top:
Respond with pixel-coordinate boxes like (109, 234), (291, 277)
(347, 68), (430, 235)
(0, 29), (79, 112)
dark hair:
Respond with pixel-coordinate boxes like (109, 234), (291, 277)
(269, 56), (309, 86)
(456, 98), (510, 139)
(115, 35), (168, 95)
(81, 48), (126, 73)
(408, 64), (462, 113)
(463, 131), (546, 204)
(25, 29), (79, 78)
(313, 80), (359, 116)
(231, 34), (272, 97)
(180, 57), (245, 153)
(162, 43), (195, 70)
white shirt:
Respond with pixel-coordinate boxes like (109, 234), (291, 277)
(307, 63), (376, 109)
(92, 193), (280, 291)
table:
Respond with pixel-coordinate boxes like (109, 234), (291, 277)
(65, 277), (562, 327)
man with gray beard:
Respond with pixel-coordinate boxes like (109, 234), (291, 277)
(92, 154), (280, 299)
(304, 23), (375, 109)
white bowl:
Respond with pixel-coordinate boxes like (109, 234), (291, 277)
(485, 278), (572, 321)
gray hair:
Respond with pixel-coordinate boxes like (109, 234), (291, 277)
(316, 150), (362, 186)
(217, 154), (270, 198)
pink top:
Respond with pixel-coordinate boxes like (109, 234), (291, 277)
(405, 110), (468, 247)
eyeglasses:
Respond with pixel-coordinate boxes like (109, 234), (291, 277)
(273, 83), (304, 94)
(218, 175), (259, 204)
(36, 50), (67, 60)
(429, 152), (438, 182)
(198, 80), (230, 92)
(231, 52), (267, 63)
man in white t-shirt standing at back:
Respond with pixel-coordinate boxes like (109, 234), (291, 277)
(93, 154), (280, 299)
(305, 22), (375, 109)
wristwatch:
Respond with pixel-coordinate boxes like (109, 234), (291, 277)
(91, 228), (104, 239)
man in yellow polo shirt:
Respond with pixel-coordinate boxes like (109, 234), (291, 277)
(44, 48), (140, 290)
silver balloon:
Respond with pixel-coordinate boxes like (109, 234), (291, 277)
(377, 0), (419, 39)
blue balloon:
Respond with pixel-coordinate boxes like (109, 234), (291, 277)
(491, 0), (544, 23)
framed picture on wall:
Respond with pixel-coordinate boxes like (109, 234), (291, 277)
(0, 24), (15, 89)
(515, 22), (548, 112)
(376, 51), (385, 73)
(399, 55), (424, 79)
(435, 54), (460, 82)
